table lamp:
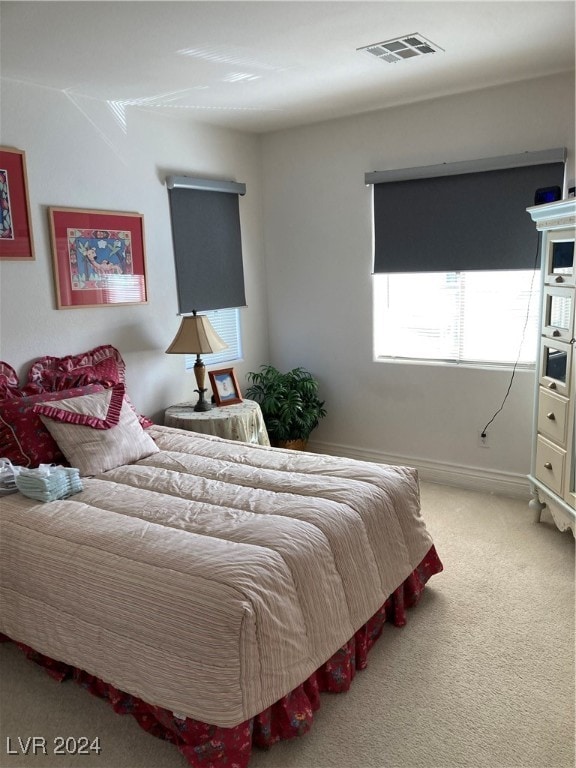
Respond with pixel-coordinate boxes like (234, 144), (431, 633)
(166, 311), (228, 411)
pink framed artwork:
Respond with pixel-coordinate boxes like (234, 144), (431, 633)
(0, 146), (35, 260)
(48, 207), (148, 309)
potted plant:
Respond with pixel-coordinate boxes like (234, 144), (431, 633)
(245, 365), (327, 450)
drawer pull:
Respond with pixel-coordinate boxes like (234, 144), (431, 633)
(554, 276), (564, 283)
(548, 382), (557, 389)
(552, 330), (561, 337)
(544, 461), (553, 470)
(546, 412), (556, 420)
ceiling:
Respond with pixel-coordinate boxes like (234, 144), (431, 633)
(1, 1), (574, 133)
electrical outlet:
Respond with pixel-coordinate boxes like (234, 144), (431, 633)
(478, 431), (490, 448)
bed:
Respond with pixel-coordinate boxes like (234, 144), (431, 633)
(0, 345), (443, 768)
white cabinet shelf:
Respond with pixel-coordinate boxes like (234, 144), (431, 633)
(527, 198), (575, 534)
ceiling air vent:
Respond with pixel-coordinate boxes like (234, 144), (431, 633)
(358, 33), (443, 64)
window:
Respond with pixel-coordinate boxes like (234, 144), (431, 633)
(185, 308), (242, 370)
(367, 149), (565, 369)
(373, 270), (539, 368)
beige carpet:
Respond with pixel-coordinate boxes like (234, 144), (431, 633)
(1, 482), (574, 768)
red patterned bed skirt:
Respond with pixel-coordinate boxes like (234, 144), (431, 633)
(2, 545), (442, 768)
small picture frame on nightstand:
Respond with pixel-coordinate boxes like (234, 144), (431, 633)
(209, 367), (242, 406)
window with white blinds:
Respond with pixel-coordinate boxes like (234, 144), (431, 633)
(373, 270), (540, 368)
(185, 308), (242, 370)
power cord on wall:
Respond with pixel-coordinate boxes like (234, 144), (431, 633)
(480, 231), (541, 439)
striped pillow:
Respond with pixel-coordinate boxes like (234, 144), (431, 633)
(33, 386), (158, 476)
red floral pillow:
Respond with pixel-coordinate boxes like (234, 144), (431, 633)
(0, 384), (105, 467)
(0, 362), (24, 400)
(27, 345), (126, 391)
(25, 345), (154, 429)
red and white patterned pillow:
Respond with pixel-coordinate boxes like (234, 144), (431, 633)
(34, 386), (159, 476)
(0, 346), (155, 467)
(0, 384), (106, 467)
(34, 383), (126, 430)
(26, 345), (154, 429)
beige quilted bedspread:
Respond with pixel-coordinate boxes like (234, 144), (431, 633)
(0, 425), (434, 727)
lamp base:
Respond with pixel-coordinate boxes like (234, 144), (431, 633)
(194, 388), (212, 412)
(193, 358), (212, 412)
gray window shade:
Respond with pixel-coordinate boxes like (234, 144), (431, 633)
(371, 154), (565, 274)
(167, 179), (246, 313)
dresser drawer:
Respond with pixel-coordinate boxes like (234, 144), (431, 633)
(537, 388), (569, 444)
(535, 436), (566, 496)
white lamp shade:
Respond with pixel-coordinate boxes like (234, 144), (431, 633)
(165, 314), (228, 355)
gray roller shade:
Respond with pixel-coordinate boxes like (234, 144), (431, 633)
(370, 152), (565, 274)
(167, 177), (246, 313)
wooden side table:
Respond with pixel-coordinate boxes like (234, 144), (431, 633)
(164, 399), (270, 446)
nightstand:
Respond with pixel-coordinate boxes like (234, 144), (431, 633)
(164, 399), (270, 446)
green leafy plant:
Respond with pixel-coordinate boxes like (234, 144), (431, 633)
(246, 365), (327, 445)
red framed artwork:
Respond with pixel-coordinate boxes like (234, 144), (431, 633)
(0, 147), (35, 260)
(48, 207), (148, 309)
(209, 367), (243, 406)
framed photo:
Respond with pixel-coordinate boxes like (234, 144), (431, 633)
(209, 367), (242, 406)
(48, 207), (148, 309)
(0, 147), (35, 260)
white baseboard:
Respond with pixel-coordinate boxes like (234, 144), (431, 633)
(307, 439), (531, 500)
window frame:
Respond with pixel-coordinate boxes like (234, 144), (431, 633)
(372, 269), (540, 371)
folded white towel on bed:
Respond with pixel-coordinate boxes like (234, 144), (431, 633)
(15, 465), (83, 502)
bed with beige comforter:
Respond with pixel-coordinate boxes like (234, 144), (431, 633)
(0, 423), (434, 729)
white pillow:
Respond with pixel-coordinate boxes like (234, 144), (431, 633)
(33, 385), (158, 476)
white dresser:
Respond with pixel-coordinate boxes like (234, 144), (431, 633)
(527, 198), (575, 534)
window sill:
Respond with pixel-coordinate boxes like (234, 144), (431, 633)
(373, 356), (536, 373)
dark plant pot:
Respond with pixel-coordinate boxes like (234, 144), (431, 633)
(273, 438), (308, 451)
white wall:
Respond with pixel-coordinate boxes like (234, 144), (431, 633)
(261, 73), (576, 495)
(0, 79), (269, 422)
